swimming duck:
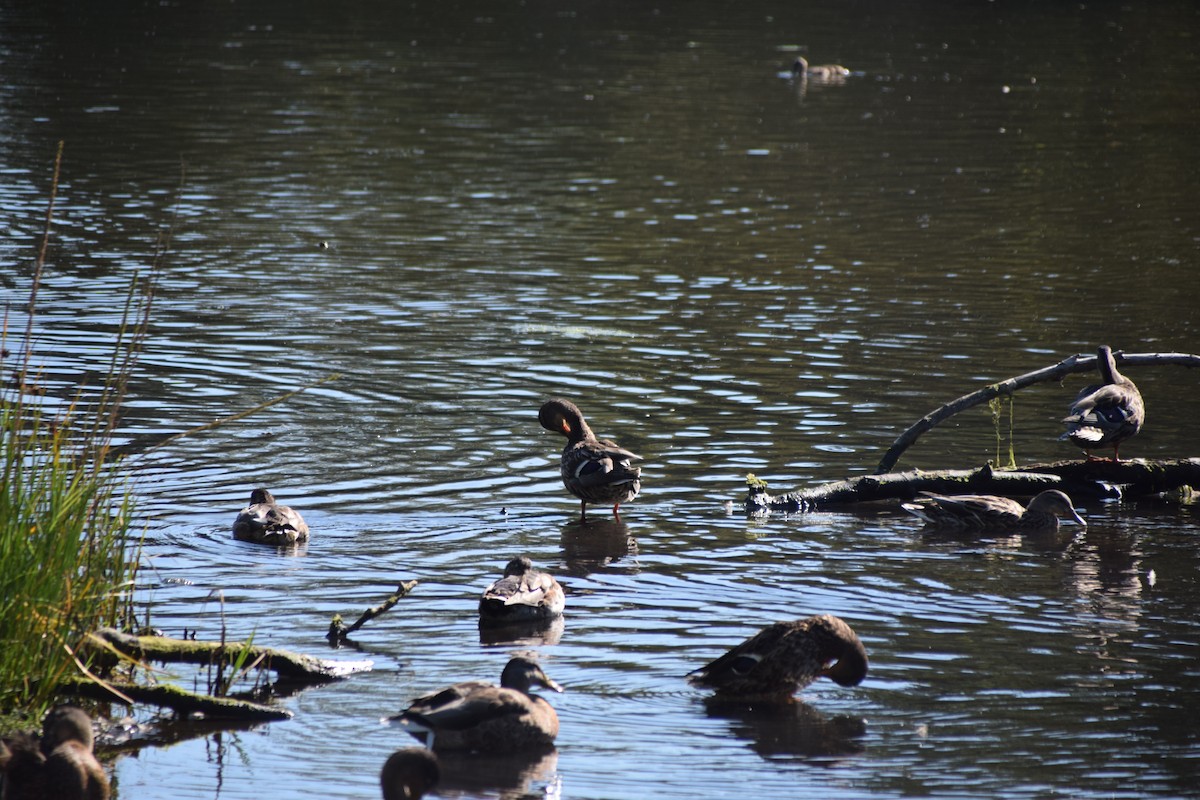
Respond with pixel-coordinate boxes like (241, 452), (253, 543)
(35, 706), (109, 800)
(687, 615), (868, 701)
(791, 56), (850, 82)
(538, 398), (642, 522)
(380, 747), (439, 800)
(0, 732), (46, 800)
(232, 488), (309, 545)
(388, 657), (564, 753)
(479, 556), (566, 624)
(1062, 345), (1144, 462)
(902, 489), (1086, 531)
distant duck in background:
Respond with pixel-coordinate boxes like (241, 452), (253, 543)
(232, 488), (310, 545)
(539, 398), (642, 522)
(903, 489), (1086, 532)
(687, 615), (869, 702)
(1062, 345), (1144, 462)
(791, 56), (850, 83)
(479, 556), (566, 624)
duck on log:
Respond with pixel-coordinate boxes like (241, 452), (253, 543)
(745, 350), (1200, 513)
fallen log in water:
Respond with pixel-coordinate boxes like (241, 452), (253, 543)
(67, 628), (375, 720)
(84, 627), (373, 681)
(744, 459), (1200, 513)
(62, 678), (294, 721)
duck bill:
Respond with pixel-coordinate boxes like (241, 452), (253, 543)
(537, 673), (565, 693)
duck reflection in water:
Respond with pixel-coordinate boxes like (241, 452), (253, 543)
(434, 747), (559, 800)
(479, 614), (565, 647)
(560, 518), (638, 577)
(704, 699), (867, 762)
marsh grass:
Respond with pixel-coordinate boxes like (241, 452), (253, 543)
(0, 143), (150, 719)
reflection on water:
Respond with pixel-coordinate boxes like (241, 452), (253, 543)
(559, 520), (638, 578)
(703, 698), (867, 763)
(3, 0), (1200, 797)
(436, 748), (559, 800)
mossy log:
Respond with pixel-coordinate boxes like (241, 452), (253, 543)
(745, 458), (1200, 513)
(62, 678), (293, 721)
(84, 628), (373, 682)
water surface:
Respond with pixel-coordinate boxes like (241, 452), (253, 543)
(2, 1), (1199, 798)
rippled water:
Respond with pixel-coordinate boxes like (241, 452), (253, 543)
(3, 1), (1200, 798)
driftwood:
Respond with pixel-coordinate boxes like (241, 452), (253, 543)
(84, 628), (373, 682)
(62, 678), (293, 721)
(875, 351), (1200, 474)
(746, 459), (1200, 513)
(327, 580), (419, 645)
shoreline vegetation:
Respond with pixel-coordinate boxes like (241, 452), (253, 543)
(2, 147), (362, 742)
(0, 143), (147, 728)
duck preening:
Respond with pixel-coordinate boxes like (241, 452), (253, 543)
(1062, 345), (1144, 462)
(479, 556), (565, 624)
(903, 489), (1086, 531)
(539, 398), (642, 522)
(232, 487), (310, 545)
(387, 657), (563, 753)
(687, 615), (868, 701)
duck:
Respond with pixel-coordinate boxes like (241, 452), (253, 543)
(380, 747), (439, 800)
(232, 488), (309, 545)
(0, 732), (46, 800)
(1062, 345), (1144, 462)
(387, 657), (564, 753)
(687, 615), (868, 702)
(902, 489), (1086, 531)
(791, 56), (850, 82)
(479, 556), (565, 624)
(538, 398), (642, 522)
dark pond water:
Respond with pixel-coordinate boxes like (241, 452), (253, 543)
(3, 1), (1200, 798)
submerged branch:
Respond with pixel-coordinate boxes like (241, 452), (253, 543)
(875, 351), (1200, 474)
(327, 580), (419, 645)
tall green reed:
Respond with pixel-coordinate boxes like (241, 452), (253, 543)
(0, 143), (151, 717)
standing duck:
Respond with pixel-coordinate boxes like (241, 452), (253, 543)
(687, 615), (868, 702)
(1062, 345), (1145, 462)
(479, 556), (565, 624)
(791, 56), (850, 82)
(232, 488), (309, 545)
(538, 398), (642, 522)
(902, 489), (1086, 531)
(387, 657), (563, 753)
